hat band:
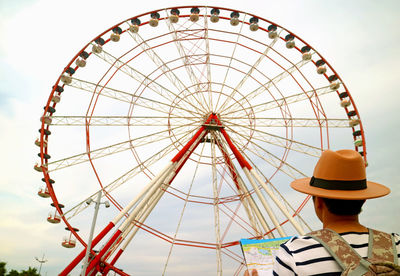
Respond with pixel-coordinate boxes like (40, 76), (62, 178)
(310, 176), (367, 191)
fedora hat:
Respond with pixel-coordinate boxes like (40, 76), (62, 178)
(290, 149), (390, 200)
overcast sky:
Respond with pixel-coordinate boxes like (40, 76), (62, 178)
(1, 0), (399, 275)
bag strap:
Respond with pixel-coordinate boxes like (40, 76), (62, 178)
(367, 228), (398, 265)
(308, 229), (371, 274)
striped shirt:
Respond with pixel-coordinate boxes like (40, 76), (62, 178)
(272, 231), (400, 276)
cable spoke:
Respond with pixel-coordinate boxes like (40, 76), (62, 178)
(217, 29), (281, 112)
(229, 130), (308, 179)
(126, 32), (209, 113)
(220, 58), (313, 116)
(63, 130), (195, 219)
(214, 13), (248, 111)
(47, 115), (201, 126)
(163, 10), (211, 112)
(222, 84), (339, 117)
(92, 47), (203, 115)
(67, 77), (200, 116)
(47, 123), (197, 172)
(225, 124), (322, 157)
(221, 117), (351, 128)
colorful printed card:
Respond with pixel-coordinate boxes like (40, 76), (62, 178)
(240, 236), (292, 275)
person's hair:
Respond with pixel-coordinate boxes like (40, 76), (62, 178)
(314, 196), (366, 216)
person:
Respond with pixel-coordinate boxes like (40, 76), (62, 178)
(272, 149), (400, 275)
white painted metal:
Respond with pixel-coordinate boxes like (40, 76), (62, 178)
(217, 29), (281, 113)
(250, 169), (305, 235)
(242, 167), (286, 236)
(47, 124), (193, 172)
(81, 190), (102, 276)
(210, 134), (222, 276)
(220, 58), (312, 116)
(112, 161), (174, 225)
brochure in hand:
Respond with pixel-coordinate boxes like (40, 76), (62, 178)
(240, 236), (292, 275)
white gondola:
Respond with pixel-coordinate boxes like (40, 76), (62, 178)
(169, 14), (179, 23)
(286, 40), (295, 49)
(230, 12), (240, 26)
(317, 65), (327, 74)
(302, 52), (312, 60)
(110, 33), (120, 42)
(62, 227), (79, 248)
(354, 139), (363, 147)
(250, 23), (259, 31)
(75, 58), (86, 67)
(34, 163), (43, 172)
(60, 74), (72, 85)
(40, 116), (52, 125)
(268, 31), (278, 39)
(349, 119), (360, 127)
(38, 187), (51, 198)
(92, 44), (102, 54)
(149, 18), (159, 27)
(190, 13), (199, 22)
(230, 18), (239, 26)
(35, 138), (48, 147)
(52, 94), (61, 103)
(62, 237), (76, 248)
(340, 99), (351, 108)
(330, 81), (340, 90)
(47, 212), (61, 224)
(210, 14), (219, 23)
(129, 24), (139, 33)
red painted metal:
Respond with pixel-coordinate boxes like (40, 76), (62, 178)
(60, 222), (115, 275)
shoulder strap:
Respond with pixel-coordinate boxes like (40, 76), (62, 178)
(368, 229), (398, 265)
(308, 229), (371, 274)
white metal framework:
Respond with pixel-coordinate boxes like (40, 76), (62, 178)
(35, 6), (367, 276)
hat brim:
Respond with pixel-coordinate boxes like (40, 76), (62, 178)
(290, 178), (390, 200)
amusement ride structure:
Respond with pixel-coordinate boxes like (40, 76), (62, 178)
(35, 6), (367, 275)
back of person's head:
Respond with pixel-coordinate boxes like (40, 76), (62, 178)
(319, 197), (365, 216)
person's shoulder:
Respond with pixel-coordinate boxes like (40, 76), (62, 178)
(281, 234), (320, 251)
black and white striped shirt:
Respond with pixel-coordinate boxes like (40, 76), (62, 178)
(272, 231), (400, 276)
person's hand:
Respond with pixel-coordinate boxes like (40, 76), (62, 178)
(244, 269), (258, 276)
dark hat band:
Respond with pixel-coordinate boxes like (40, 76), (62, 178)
(310, 176), (367, 191)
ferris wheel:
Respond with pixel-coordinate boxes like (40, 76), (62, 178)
(35, 6), (366, 275)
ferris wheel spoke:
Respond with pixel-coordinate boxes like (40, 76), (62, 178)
(222, 117), (351, 128)
(67, 77), (201, 117)
(250, 165), (312, 233)
(92, 48), (204, 115)
(225, 124), (322, 158)
(127, 32), (210, 113)
(210, 132), (223, 275)
(163, 10), (212, 112)
(46, 115), (201, 126)
(222, 84), (340, 117)
(219, 58), (312, 116)
(230, 133), (308, 180)
(214, 13), (248, 112)
(214, 132), (266, 237)
(217, 29), (281, 113)
(204, 11), (213, 111)
(63, 136), (188, 219)
(255, 167), (312, 232)
(47, 123), (196, 172)
(162, 141), (207, 275)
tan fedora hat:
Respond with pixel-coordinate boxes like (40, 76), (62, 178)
(290, 149), (390, 200)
